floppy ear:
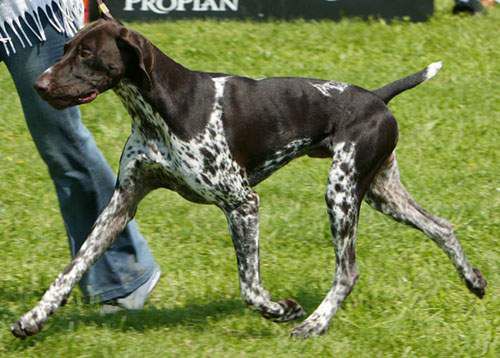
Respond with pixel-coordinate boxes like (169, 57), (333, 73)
(117, 27), (153, 90)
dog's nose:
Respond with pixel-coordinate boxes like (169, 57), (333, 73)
(34, 76), (52, 95)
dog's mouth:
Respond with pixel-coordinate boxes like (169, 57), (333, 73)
(77, 90), (99, 105)
(44, 90), (99, 109)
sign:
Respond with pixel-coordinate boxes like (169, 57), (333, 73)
(88, 0), (434, 22)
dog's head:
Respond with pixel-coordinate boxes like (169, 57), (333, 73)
(35, 18), (152, 109)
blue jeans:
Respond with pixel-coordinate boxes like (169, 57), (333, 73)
(0, 14), (158, 302)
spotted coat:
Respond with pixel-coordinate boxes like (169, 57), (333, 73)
(12, 19), (487, 339)
(114, 77), (251, 209)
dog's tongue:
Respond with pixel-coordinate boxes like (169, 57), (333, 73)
(79, 91), (98, 104)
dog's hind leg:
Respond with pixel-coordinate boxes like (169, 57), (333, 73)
(224, 192), (306, 322)
(291, 142), (361, 338)
(11, 184), (143, 338)
(365, 154), (487, 297)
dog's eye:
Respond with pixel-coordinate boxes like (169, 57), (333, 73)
(79, 48), (93, 59)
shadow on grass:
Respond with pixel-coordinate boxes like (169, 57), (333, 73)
(4, 285), (332, 352)
(5, 297), (247, 352)
(87, 299), (246, 331)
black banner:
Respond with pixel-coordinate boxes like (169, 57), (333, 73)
(90, 1), (434, 22)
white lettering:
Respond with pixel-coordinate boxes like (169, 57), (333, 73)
(201, 0), (219, 11)
(141, 0), (155, 11)
(124, 0), (142, 11)
(220, 0), (238, 11)
(177, 0), (193, 11)
(123, 0), (239, 13)
(193, 0), (203, 11)
(144, 0), (177, 14)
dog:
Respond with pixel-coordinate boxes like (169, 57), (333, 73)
(11, 13), (487, 339)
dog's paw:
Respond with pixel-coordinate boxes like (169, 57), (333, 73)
(465, 268), (487, 299)
(290, 315), (328, 339)
(261, 298), (305, 323)
(11, 316), (43, 339)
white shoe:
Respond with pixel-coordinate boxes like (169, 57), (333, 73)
(100, 268), (161, 314)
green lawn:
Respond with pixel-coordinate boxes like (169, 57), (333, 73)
(0, 1), (498, 356)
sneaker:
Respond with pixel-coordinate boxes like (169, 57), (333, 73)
(100, 268), (161, 314)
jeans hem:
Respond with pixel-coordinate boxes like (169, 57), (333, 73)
(83, 264), (160, 303)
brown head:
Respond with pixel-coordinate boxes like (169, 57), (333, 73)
(34, 18), (152, 109)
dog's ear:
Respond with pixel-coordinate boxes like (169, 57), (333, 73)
(117, 28), (153, 91)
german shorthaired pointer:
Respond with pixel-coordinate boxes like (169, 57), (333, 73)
(12, 14), (486, 339)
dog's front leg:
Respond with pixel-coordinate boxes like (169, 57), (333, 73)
(224, 192), (305, 322)
(11, 186), (141, 338)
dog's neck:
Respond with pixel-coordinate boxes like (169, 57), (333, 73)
(117, 35), (204, 140)
(114, 80), (169, 140)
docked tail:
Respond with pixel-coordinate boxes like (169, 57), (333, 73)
(373, 61), (443, 104)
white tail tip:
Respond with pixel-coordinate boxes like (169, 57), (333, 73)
(425, 61), (443, 80)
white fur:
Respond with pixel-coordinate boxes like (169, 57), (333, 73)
(425, 61), (443, 80)
(311, 81), (349, 97)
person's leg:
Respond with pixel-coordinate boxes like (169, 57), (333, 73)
(1, 12), (159, 303)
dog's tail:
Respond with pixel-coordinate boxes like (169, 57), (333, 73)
(373, 61), (443, 104)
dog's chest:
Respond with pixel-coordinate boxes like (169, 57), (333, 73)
(115, 79), (249, 206)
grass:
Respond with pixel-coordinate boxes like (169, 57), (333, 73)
(0, 1), (498, 356)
